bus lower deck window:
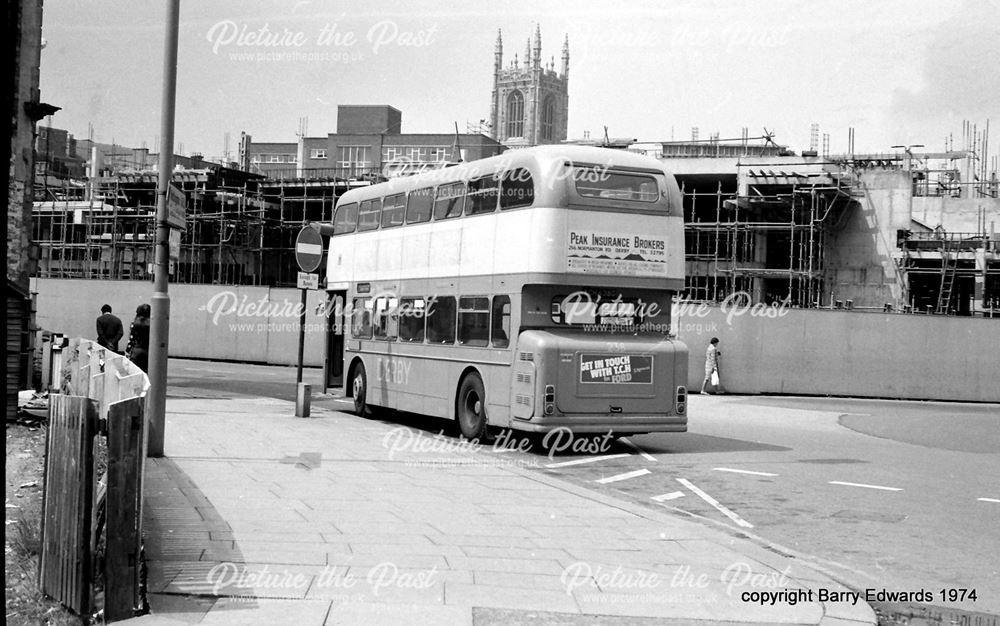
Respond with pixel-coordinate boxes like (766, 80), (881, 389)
(352, 297), (373, 338)
(458, 296), (489, 346)
(426, 296), (456, 343)
(399, 297), (426, 342)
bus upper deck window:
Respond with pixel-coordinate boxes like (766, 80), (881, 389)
(466, 175), (499, 215)
(381, 194), (405, 228)
(500, 168), (534, 209)
(434, 182), (466, 220)
(333, 202), (358, 234)
(358, 198), (382, 231)
(406, 188), (433, 224)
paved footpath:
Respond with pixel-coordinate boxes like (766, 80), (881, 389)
(119, 393), (876, 625)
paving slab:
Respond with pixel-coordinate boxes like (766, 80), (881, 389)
(118, 396), (877, 625)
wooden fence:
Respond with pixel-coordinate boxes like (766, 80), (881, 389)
(39, 338), (150, 622)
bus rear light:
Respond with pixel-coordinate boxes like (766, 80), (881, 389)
(544, 385), (555, 415)
(676, 386), (687, 415)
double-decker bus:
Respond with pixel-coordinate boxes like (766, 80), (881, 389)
(325, 145), (687, 440)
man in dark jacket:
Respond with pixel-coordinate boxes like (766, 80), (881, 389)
(96, 304), (124, 352)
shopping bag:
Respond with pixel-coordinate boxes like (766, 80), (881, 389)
(710, 370), (720, 387)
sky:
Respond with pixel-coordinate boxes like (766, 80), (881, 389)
(39, 0), (999, 159)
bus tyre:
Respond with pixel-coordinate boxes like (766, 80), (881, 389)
(351, 363), (370, 416)
(457, 373), (490, 442)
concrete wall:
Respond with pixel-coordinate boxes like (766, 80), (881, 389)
(34, 278), (1000, 402)
(32, 278), (328, 367)
(678, 303), (1000, 402)
(911, 196), (999, 232)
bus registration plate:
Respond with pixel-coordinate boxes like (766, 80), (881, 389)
(579, 354), (653, 384)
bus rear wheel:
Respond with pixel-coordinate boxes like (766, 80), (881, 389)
(457, 373), (489, 442)
(351, 363), (370, 416)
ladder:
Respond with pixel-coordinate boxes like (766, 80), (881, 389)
(936, 244), (958, 314)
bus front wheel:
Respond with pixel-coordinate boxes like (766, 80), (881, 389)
(457, 373), (489, 442)
(351, 362), (370, 416)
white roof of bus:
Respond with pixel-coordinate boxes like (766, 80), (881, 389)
(336, 145), (669, 204)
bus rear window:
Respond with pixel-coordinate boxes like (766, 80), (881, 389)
(358, 198), (381, 231)
(551, 292), (643, 327)
(574, 168), (659, 203)
(434, 183), (465, 220)
(333, 202), (357, 234)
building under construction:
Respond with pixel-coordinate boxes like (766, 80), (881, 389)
(32, 163), (379, 288)
(32, 125), (1000, 316)
(628, 128), (1000, 316)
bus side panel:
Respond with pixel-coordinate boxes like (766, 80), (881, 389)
(483, 362), (512, 428)
(428, 222), (463, 279)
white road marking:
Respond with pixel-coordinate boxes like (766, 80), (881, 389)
(618, 437), (657, 462)
(713, 467), (778, 477)
(676, 478), (754, 528)
(545, 453), (631, 468)
(595, 469), (651, 484)
(829, 481), (902, 492)
(977, 497), (1000, 503)
(651, 491), (685, 502)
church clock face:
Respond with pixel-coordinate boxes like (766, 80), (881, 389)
(490, 28), (569, 148)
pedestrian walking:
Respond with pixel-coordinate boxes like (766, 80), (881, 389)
(96, 304), (124, 353)
(126, 303), (152, 373)
(700, 337), (723, 394)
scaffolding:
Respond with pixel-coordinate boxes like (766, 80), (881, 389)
(679, 164), (856, 307)
(32, 166), (377, 287)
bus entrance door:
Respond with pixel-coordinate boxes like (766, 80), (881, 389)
(325, 290), (346, 391)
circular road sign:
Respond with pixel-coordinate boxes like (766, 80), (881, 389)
(295, 226), (324, 273)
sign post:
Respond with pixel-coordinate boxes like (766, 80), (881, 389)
(147, 0), (180, 458)
(294, 226), (324, 416)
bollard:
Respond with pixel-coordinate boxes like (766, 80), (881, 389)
(295, 383), (311, 417)
(49, 339), (64, 392)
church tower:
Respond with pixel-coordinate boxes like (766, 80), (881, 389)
(490, 26), (569, 148)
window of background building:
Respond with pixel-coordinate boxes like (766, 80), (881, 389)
(310, 148), (328, 159)
(541, 97), (555, 141)
(506, 91), (524, 138)
(339, 146), (371, 175)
